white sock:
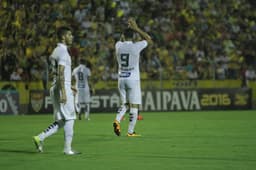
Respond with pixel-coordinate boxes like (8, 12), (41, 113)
(63, 119), (74, 152)
(116, 104), (128, 122)
(76, 103), (81, 114)
(85, 103), (90, 119)
(128, 108), (138, 134)
(38, 120), (64, 141)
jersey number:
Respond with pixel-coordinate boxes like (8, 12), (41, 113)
(78, 72), (84, 80)
(120, 53), (129, 67)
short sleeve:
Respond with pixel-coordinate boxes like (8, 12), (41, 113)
(88, 68), (91, 77)
(135, 40), (148, 51)
(115, 41), (122, 50)
(57, 48), (68, 66)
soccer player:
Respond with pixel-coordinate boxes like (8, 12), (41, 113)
(33, 26), (80, 155)
(72, 58), (91, 120)
(113, 18), (153, 137)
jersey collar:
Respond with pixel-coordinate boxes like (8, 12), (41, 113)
(57, 43), (68, 49)
(124, 41), (133, 43)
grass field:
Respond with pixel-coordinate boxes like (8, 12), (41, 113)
(0, 111), (256, 170)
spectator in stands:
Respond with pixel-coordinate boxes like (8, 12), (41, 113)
(74, 3), (88, 24)
(215, 62), (226, 80)
(245, 66), (256, 81)
(0, 0), (256, 82)
(187, 67), (199, 80)
(10, 68), (22, 81)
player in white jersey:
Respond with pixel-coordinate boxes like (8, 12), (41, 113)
(113, 18), (153, 137)
(33, 26), (80, 155)
(72, 58), (91, 120)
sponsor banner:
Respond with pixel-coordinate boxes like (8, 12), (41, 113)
(0, 81), (44, 105)
(28, 88), (252, 114)
(91, 88), (252, 112)
(0, 91), (19, 115)
(197, 88), (252, 110)
(28, 90), (52, 114)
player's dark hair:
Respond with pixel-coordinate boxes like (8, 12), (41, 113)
(123, 28), (134, 39)
(79, 58), (86, 64)
(57, 26), (71, 40)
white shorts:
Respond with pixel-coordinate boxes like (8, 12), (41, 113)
(118, 79), (141, 105)
(75, 88), (90, 112)
(75, 88), (90, 104)
(50, 84), (76, 121)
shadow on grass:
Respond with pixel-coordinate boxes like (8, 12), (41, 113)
(0, 148), (37, 154)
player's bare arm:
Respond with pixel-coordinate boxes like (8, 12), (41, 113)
(71, 86), (77, 96)
(58, 65), (67, 104)
(71, 75), (77, 94)
(128, 18), (153, 45)
(71, 86), (77, 92)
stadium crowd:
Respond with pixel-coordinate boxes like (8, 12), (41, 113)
(0, 0), (256, 86)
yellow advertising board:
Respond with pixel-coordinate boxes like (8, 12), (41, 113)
(1, 80), (255, 106)
(0, 81), (44, 104)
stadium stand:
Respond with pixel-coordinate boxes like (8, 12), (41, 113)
(0, 0), (255, 83)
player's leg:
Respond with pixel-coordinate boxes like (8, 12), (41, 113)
(115, 79), (127, 122)
(62, 119), (80, 155)
(127, 104), (140, 136)
(62, 87), (79, 155)
(83, 91), (91, 120)
(78, 103), (85, 120)
(85, 103), (90, 120)
(113, 79), (126, 136)
(77, 103), (82, 120)
(39, 120), (65, 140)
(33, 85), (64, 152)
(33, 119), (65, 152)
(127, 80), (141, 136)
(63, 119), (78, 154)
(116, 103), (129, 122)
(75, 92), (82, 120)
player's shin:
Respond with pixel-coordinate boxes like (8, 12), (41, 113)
(85, 103), (90, 120)
(116, 104), (128, 122)
(128, 108), (138, 134)
(38, 120), (63, 141)
(63, 120), (74, 152)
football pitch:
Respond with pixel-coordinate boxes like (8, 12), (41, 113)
(0, 111), (256, 170)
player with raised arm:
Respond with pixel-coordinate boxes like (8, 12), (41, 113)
(33, 26), (80, 155)
(72, 58), (91, 120)
(113, 18), (153, 137)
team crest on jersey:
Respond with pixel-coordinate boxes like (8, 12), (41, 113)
(31, 92), (44, 112)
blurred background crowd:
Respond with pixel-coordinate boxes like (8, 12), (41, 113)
(0, 0), (256, 88)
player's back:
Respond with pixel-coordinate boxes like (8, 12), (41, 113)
(115, 40), (148, 80)
(73, 64), (91, 89)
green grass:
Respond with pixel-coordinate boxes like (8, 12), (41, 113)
(0, 111), (256, 170)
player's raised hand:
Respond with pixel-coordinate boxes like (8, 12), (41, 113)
(127, 17), (153, 44)
(128, 18), (138, 30)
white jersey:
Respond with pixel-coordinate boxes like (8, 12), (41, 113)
(49, 43), (76, 120)
(72, 64), (91, 90)
(72, 64), (91, 109)
(50, 43), (72, 85)
(115, 40), (148, 80)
